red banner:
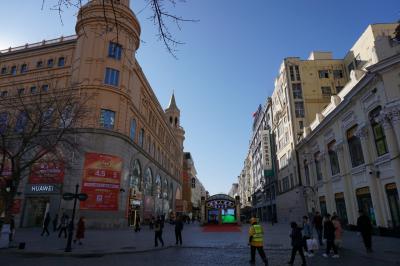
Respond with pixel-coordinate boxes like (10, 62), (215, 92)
(80, 153), (122, 211)
(29, 161), (64, 184)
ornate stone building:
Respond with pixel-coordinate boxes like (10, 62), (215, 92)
(0, 0), (184, 228)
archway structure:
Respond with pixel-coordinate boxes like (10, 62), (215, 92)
(201, 194), (240, 225)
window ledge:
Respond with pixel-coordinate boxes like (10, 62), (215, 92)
(351, 164), (366, 174)
(374, 153), (391, 166)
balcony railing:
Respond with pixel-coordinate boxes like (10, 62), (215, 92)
(0, 35), (77, 54)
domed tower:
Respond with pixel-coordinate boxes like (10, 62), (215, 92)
(71, 0), (141, 86)
(165, 92), (185, 150)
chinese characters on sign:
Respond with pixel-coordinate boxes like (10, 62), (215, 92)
(80, 153), (122, 211)
(261, 130), (273, 177)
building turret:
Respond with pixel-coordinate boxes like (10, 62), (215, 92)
(165, 92), (185, 150)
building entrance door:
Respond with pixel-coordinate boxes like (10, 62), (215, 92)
(335, 192), (348, 224)
(25, 197), (48, 227)
(356, 187), (376, 225)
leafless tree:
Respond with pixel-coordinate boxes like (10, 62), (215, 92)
(0, 85), (91, 223)
(43, 0), (197, 58)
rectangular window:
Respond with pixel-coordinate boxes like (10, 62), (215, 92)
(11, 66), (17, 75)
(347, 125), (365, 167)
(314, 151), (323, 181)
(328, 140), (340, 175)
(104, 67), (120, 86)
(17, 88), (25, 95)
(321, 86), (332, 97)
(336, 86), (344, 93)
(30, 86), (37, 94)
(58, 57), (65, 67)
(47, 59), (54, 68)
(333, 69), (343, 79)
(130, 119), (137, 141)
(139, 128), (145, 147)
(318, 70), (329, 78)
(0, 112), (8, 134)
(15, 112), (27, 133)
(20, 64), (27, 73)
(1, 91), (8, 97)
(292, 83), (303, 99)
(295, 102), (305, 118)
(295, 65), (301, 80)
(283, 177), (290, 191)
(1, 67), (6, 75)
(41, 84), (49, 92)
(100, 109), (115, 129)
(289, 66), (295, 81)
(36, 61), (43, 68)
(108, 42), (122, 60)
(370, 107), (388, 156)
(299, 120), (304, 129)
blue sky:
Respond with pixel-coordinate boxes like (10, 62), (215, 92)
(0, 0), (398, 195)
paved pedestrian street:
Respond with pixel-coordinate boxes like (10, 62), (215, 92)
(1, 223), (399, 266)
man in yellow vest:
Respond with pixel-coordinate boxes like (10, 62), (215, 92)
(248, 217), (268, 265)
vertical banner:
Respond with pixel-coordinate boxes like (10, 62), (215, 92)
(261, 130), (273, 177)
(80, 153), (122, 211)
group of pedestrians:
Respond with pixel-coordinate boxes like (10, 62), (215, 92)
(40, 211), (86, 245)
(154, 214), (185, 247)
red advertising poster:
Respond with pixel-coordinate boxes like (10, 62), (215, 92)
(80, 153), (122, 211)
(29, 160), (64, 184)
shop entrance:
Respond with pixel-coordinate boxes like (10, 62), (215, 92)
(203, 194), (239, 225)
(25, 197), (49, 227)
(356, 187), (376, 225)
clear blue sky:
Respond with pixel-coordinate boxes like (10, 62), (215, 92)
(0, 0), (398, 195)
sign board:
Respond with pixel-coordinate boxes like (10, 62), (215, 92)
(130, 199), (141, 206)
(80, 153), (122, 211)
(261, 130), (274, 177)
(29, 159), (64, 184)
(26, 184), (60, 194)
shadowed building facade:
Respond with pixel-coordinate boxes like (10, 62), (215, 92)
(0, 0), (185, 228)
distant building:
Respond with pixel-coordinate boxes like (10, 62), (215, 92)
(228, 183), (239, 198)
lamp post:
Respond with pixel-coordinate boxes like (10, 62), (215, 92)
(63, 184), (88, 252)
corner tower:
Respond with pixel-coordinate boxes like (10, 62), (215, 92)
(165, 92), (185, 150)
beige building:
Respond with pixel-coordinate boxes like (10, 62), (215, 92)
(0, 0), (185, 228)
(298, 23), (400, 230)
(271, 51), (348, 223)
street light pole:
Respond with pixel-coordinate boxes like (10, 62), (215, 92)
(65, 184), (79, 252)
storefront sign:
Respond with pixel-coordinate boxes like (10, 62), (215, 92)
(261, 130), (274, 177)
(80, 153), (122, 211)
(29, 159), (64, 184)
(26, 184), (60, 194)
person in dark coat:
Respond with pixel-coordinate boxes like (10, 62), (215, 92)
(52, 214), (59, 232)
(357, 209), (373, 253)
(322, 214), (339, 258)
(58, 214), (69, 238)
(41, 213), (51, 236)
(313, 211), (323, 246)
(288, 222), (306, 266)
(175, 215), (184, 245)
(154, 216), (164, 247)
(74, 217), (85, 245)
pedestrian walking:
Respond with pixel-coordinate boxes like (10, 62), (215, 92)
(248, 217), (268, 266)
(58, 214), (69, 238)
(333, 216), (343, 249)
(52, 214), (59, 232)
(357, 209), (373, 253)
(302, 216), (314, 257)
(74, 217), (85, 245)
(322, 214), (339, 258)
(149, 216), (154, 230)
(313, 211), (323, 246)
(154, 216), (164, 247)
(134, 214), (141, 232)
(41, 213), (51, 236)
(288, 222), (306, 266)
(175, 215), (184, 245)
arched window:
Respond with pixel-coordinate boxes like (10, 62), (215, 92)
(347, 125), (365, 167)
(328, 140), (340, 175)
(155, 175), (162, 199)
(369, 106), (388, 156)
(144, 168), (153, 196)
(129, 160), (142, 191)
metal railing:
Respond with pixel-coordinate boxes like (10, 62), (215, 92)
(0, 35), (77, 54)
